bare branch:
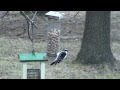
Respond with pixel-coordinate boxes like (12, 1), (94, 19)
(20, 11), (38, 29)
(32, 11), (37, 21)
(0, 11), (9, 18)
(74, 11), (80, 18)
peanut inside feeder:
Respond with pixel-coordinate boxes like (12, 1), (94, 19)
(47, 29), (60, 57)
(45, 11), (64, 57)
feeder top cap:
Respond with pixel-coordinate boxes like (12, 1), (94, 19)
(45, 11), (64, 19)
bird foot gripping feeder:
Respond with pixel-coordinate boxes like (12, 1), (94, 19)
(18, 53), (48, 79)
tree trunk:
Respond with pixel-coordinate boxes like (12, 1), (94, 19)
(76, 11), (116, 64)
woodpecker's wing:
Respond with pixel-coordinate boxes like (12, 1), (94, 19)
(50, 51), (61, 65)
(57, 51), (67, 64)
(50, 51), (67, 65)
(53, 51), (61, 61)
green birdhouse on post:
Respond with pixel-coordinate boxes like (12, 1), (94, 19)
(18, 52), (48, 79)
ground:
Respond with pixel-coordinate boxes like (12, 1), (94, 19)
(0, 11), (120, 79)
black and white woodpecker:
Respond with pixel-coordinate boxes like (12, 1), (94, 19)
(50, 49), (68, 65)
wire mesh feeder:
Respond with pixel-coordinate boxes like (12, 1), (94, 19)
(45, 11), (64, 57)
(46, 20), (61, 57)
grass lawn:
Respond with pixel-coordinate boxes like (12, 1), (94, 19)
(1, 11), (120, 79)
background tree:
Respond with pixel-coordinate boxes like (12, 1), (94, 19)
(76, 11), (116, 64)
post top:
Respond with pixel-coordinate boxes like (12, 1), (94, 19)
(45, 11), (64, 20)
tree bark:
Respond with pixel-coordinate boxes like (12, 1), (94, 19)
(76, 11), (116, 64)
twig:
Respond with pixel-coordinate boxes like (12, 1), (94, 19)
(74, 11), (80, 18)
(32, 11), (37, 21)
(20, 11), (38, 29)
(1, 11), (9, 18)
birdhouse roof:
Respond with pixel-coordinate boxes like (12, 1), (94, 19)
(18, 53), (48, 62)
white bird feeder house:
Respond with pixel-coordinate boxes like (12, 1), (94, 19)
(45, 11), (64, 57)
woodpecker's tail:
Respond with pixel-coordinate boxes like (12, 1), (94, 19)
(50, 61), (58, 65)
(50, 62), (55, 65)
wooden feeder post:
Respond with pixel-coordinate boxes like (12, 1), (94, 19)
(18, 53), (48, 79)
(45, 11), (64, 57)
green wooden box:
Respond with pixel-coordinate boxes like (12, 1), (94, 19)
(18, 53), (48, 62)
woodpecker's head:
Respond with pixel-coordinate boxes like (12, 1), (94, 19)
(64, 49), (68, 52)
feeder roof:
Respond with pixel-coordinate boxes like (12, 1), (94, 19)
(45, 11), (64, 19)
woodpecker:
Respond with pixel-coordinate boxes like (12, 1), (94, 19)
(50, 49), (68, 65)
